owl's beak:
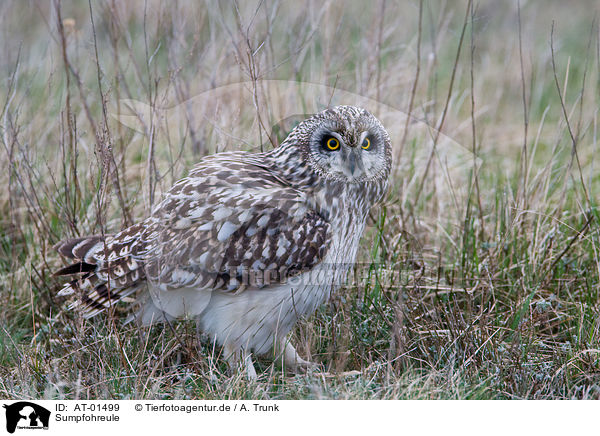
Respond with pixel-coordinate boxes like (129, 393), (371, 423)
(347, 149), (365, 177)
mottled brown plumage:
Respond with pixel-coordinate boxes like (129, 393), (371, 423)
(55, 105), (391, 377)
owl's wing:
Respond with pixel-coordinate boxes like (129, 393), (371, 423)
(141, 153), (331, 292)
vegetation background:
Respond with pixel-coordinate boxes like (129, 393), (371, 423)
(1, 0), (599, 399)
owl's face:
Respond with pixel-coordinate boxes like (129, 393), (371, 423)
(294, 106), (391, 183)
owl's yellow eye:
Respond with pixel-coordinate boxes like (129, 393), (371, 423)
(362, 137), (371, 150)
(326, 137), (340, 151)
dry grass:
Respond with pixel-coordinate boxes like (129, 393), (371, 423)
(1, 0), (600, 399)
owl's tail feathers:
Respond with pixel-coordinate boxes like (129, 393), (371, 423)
(54, 235), (146, 318)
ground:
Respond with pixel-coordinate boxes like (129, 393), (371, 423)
(1, 0), (599, 399)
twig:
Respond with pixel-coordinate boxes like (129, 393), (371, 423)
(396, 0), (422, 166)
(517, 0), (529, 210)
(469, 0), (485, 238)
(412, 0), (472, 209)
(544, 212), (595, 284)
(550, 22), (591, 207)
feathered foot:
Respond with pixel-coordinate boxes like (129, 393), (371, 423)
(276, 339), (318, 373)
(223, 343), (257, 380)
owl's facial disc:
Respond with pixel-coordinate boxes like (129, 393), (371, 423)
(309, 125), (383, 182)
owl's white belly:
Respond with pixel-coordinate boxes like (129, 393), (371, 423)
(142, 219), (364, 355)
(199, 221), (363, 354)
(198, 276), (328, 354)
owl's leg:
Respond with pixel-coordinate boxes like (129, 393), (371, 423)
(243, 351), (257, 380)
(276, 338), (316, 372)
(223, 343), (257, 380)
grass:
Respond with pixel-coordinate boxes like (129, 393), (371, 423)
(1, 0), (600, 399)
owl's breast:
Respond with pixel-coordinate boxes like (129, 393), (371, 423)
(316, 188), (371, 289)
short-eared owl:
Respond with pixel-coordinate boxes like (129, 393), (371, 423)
(55, 105), (392, 378)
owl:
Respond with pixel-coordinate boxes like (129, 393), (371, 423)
(54, 105), (392, 378)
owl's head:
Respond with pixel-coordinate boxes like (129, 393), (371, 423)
(283, 106), (392, 184)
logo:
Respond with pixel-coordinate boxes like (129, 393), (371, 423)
(3, 402), (50, 434)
